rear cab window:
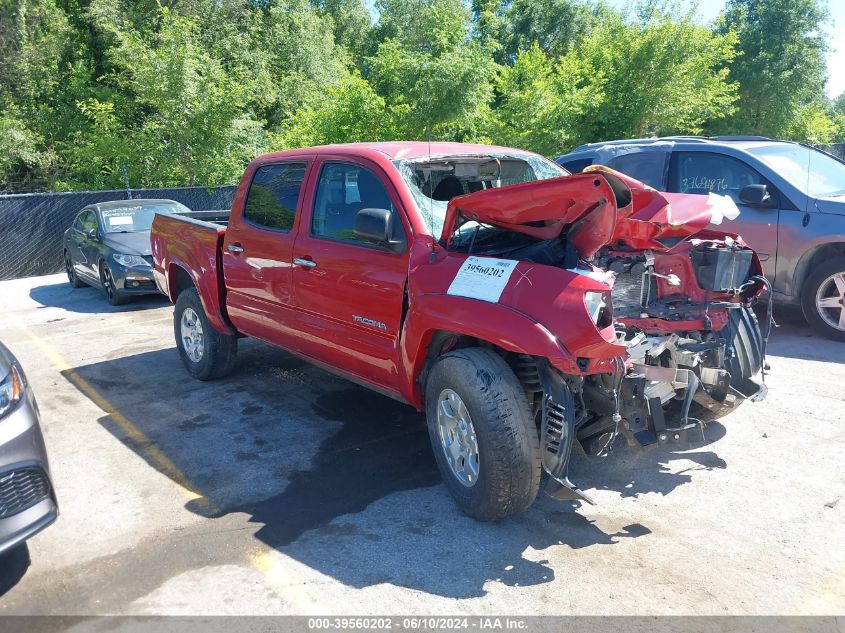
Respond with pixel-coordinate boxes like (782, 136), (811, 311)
(243, 162), (308, 232)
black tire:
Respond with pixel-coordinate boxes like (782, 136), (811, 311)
(801, 256), (845, 342)
(425, 348), (541, 521)
(174, 288), (237, 380)
(99, 262), (128, 306)
(65, 250), (86, 288)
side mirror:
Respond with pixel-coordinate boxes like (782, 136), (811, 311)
(84, 228), (97, 239)
(739, 184), (772, 207)
(354, 208), (404, 252)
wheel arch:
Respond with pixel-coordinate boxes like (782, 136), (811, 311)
(401, 301), (571, 409)
(793, 242), (845, 297)
(166, 262), (235, 335)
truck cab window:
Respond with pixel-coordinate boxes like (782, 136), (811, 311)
(312, 163), (402, 244)
(244, 162), (307, 231)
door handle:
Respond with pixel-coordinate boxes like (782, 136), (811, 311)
(294, 257), (317, 268)
(227, 243), (244, 253)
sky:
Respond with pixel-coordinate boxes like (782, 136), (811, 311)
(605, 0), (845, 98)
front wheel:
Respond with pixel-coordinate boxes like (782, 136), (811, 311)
(425, 348), (541, 521)
(801, 256), (845, 342)
(100, 262), (127, 305)
(174, 288), (237, 380)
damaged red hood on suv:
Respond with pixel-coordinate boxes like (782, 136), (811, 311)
(440, 165), (739, 258)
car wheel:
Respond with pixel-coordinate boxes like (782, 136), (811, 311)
(425, 348), (541, 521)
(801, 256), (845, 342)
(174, 288), (237, 380)
(99, 262), (128, 306)
(65, 251), (85, 288)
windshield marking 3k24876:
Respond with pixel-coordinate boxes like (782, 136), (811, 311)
(394, 153), (567, 236)
(749, 144), (845, 199)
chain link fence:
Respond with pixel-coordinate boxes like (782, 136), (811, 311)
(0, 186), (236, 281)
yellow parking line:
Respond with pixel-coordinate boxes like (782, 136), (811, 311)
(6, 310), (325, 612)
(248, 549), (324, 613)
(6, 313), (211, 514)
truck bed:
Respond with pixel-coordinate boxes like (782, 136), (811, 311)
(150, 210), (232, 333)
(177, 209), (231, 226)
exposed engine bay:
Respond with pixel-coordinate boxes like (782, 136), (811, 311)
(400, 153), (770, 504)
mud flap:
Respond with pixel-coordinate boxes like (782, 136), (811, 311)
(536, 360), (595, 505)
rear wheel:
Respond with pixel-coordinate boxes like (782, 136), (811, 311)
(65, 251), (85, 288)
(425, 348), (541, 521)
(174, 288), (237, 380)
(100, 262), (127, 306)
(802, 257), (845, 342)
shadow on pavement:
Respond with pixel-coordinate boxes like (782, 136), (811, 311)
(0, 544), (31, 598)
(763, 305), (845, 364)
(29, 280), (168, 314)
(61, 340), (726, 598)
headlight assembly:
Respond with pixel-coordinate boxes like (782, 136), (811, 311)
(113, 253), (150, 268)
(0, 365), (23, 419)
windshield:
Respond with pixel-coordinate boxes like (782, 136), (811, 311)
(748, 144), (845, 198)
(100, 202), (190, 233)
(394, 152), (567, 235)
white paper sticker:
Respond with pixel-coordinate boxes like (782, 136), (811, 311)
(108, 216), (133, 226)
(447, 256), (519, 303)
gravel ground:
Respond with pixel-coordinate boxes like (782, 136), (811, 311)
(0, 273), (842, 616)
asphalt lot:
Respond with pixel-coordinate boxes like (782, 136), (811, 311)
(0, 272), (842, 615)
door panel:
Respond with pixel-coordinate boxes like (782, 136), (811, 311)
(224, 161), (310, 348)
(74, 210), (100, 281)
(291, 159), (410, 393)
(66, 211), (88, 278)
(670, 151), (781, 281)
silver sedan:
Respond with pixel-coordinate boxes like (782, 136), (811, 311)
(0, 341), (57, 556)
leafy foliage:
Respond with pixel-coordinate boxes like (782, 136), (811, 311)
(0, 0), (841, 192)
(714, 0), (830, 137)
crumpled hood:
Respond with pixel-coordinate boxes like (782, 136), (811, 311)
(440, 165), (740, 257)
(102, 230), (153, 256)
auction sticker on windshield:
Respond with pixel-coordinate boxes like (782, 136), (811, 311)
(447, 256), (518, 303)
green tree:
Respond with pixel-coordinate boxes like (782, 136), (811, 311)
(714, 0), (830, 137)
(490, 7), (739, 152)
(487, 44), (595, 155)
(314, 0), (372, 62)
(363, 0), (497, 139)
(501, 0), (594, 62)
(278, 71), (408, 146)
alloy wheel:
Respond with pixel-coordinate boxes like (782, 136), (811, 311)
(815, 271), (845, 332)
(102, 265), (115, 300)
(180, 307), (205, 363)
(436, 388), (480, 487)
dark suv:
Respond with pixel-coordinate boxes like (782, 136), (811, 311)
(556, 136), (845, 340)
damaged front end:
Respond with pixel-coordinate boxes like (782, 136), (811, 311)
(428, 161), (770, 503)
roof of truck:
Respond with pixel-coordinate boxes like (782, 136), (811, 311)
(256, 142), (536, 162)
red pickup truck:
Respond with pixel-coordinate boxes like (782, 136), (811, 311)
(151, 142), (768, 521)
